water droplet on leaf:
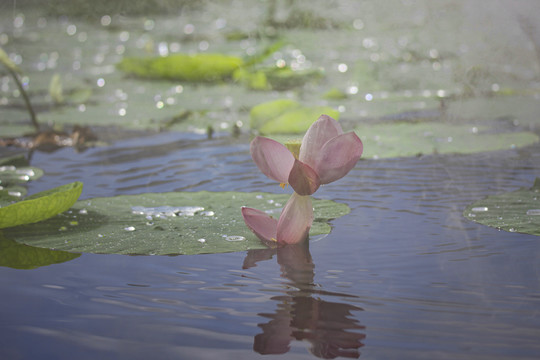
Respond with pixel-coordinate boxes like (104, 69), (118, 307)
(224, 235), (245, 242)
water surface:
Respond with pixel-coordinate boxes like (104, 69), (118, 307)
(1, 1), (540, 359)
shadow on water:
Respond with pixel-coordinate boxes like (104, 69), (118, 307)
(244, 243), (366, 359)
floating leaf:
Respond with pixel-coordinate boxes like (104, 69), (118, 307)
(0, 156), (43, 206)
(354, 122), (539, 159)
(233, 66), (323, 91)
(250, 99), (300, 129)
(323, 87), (348, 100)
(233, 68), (270, 90)
(463, 178), (540, 236)
(0, 181), (83, 229)
(3, 191), (350, 255)
(0, 186), (27, 205)
(250, 99), (339, 134)
(117, 53), (244, 82)
(0, 165), (44, 186)
(260, 66), (324, 91)
(0, 154), (29, 167)
(0, 234), (80, 269)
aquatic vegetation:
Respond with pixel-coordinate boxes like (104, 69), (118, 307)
(0, 155), (43, 204)
(2, 191), (350, 255)
(118, 45), (323, 91)
(354, 122), (539, 159)
(1, 126), (99, 152)
(250, 99), (339, 134)
(250, 114), (363, 195)
(234, 66), (324, 91)
(243, 114), (362, 245)
(464, 178), (540, 236)
(0, 46), (39, 132)
(117, 53), (244, 82)
(0, 182), (83, 229)
(323, 87), (348, 100)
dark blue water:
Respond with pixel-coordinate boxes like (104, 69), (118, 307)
(1, 132), (539, 359)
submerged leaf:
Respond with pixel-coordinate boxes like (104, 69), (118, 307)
(3, 191), (350, 255)
(463, 178), (540, 236)
(0, 182), (83, 229)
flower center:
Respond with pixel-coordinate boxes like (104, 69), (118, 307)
(285, 139), (302, 159)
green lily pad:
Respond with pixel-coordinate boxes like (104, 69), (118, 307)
(3, 191), (350, 255)
(0, 154), (29, 167)
(0, 165), (44, 186)
(463, 178), (540, 236)
(0, 234), (80, 269)
(0, 156), (43, 205)
(0, 186), (27, 205)
(250, 99), (340, 134)
(117, 53), (244, 82)
(233, 68), (271, 90)
(241, 66), (323, 91)
(323, 87), (348, 100)
(0, 181), (83, 229)
(354, 122), (539, 159)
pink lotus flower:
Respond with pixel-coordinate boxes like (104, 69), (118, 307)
(242, 192), (313, 244)
(250, 114), (363, 195)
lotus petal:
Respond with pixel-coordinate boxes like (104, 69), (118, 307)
(299, 114), (343, 168)
(314, 132), (363, 184)
(251, 136), (295, 184)
(288, 159), (321, 196)
(276, 193), (313, 244)
(241, 207), (278, 242)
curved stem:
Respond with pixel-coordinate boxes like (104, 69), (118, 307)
(7, 67), (40, 132)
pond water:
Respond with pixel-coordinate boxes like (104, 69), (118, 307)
(1, 1), (540, 359)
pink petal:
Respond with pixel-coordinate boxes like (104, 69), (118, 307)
(313, 131), (363, 184)
(288, 159), (321, 196)
(241, 207), (278, 242)
(250, 136), (295, 184)
(276, 193), (313, 244)
(299, 114), (343, 168)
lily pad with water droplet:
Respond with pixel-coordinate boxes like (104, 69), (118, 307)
(0, 155), (44, 205)
(0, 165), (44, 186)
(354, 122), (539, 159)
(2, 191), (350, 255)
(0, 181), (83, 229)
(463, 178), (540, 236)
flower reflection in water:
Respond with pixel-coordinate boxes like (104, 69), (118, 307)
(243, 242), (366, 358)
